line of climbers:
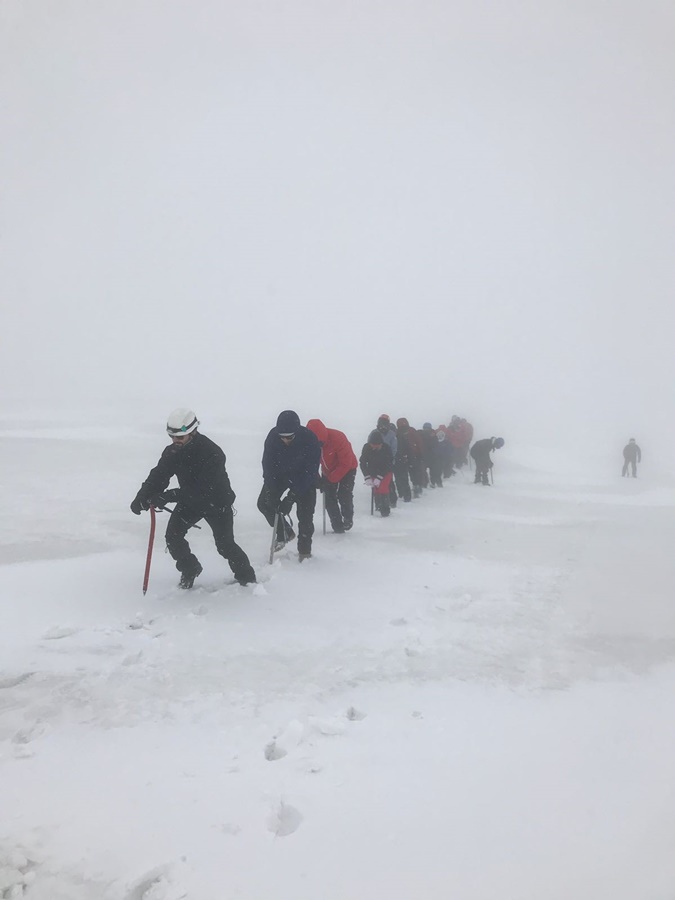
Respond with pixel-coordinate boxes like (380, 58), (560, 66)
(130, 408), (504, 590)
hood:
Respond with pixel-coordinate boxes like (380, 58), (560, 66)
(396, 417), (409, 430)
(368, 429), (384, 445)
(276, 409), (301, 434)
(306, 418), (328, 443)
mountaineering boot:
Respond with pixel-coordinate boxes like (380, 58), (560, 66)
(179, 561), (203, 589)
(343, 519), (353, 531)
(235, 572), (257, 586)
(274, 519), (296, 552)
(298, 552), (312, 562)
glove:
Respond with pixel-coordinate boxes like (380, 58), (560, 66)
(150, 488), (180, 508)
(130, 495), (151, 515)
(317, 474), (329, 491)
(278, 492), (295, 515)
(364, 477), (374, 488)
(372, 477), (382, 488)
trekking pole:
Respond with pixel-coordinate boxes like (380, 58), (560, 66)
(370, 487), (375, 515)
(322, 491), (326, 535)
(269, 511), (279, 565)
(490, 467), (494, 485)
(142, 506), (157, 595)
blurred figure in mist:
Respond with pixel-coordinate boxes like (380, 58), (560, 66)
(421, 423), (443, 488)
(470, 436), (505, 485)
(622, 438), (642, 478)
(360, 430), (394, 517)
(376, 414), (399, 509)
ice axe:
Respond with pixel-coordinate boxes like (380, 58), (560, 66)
(269, 511), (279, 565)
(142, 506), (157, 595)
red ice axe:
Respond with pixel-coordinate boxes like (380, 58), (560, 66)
(142, 505), (157, 595)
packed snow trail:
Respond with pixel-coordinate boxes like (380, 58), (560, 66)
(1, 424), (675, 899)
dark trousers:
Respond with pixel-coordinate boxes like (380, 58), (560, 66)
(410, 459), (425, 489)
(622, 459), (637, 476)
(444, 446), (457, 477)
(324, 468), (356, 529)
(394, 458), (412, 501)
(474, 458), (492, 484)
(258, 486), (317, 554)
(427, 461), (443, 487)
(165, 505), (255, 582)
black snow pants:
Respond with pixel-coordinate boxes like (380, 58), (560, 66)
(165, 505), (255, 583)
(258, 485), (317, 555)
(394, 457), (412, 501)
(473, 457), (492, 484)
(324, 468), (356, 530)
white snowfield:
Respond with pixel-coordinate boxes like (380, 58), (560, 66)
(1, 420), (674, 900)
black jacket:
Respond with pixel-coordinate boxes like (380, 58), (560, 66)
(623, 442), (641, 462)
(135, 432), (236, 512)
(470, 438), (496, 462)
(359, 443), (393, 478)
(420, 428), (441, 463)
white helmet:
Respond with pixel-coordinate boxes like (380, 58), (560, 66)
(166, 408), (199, 436)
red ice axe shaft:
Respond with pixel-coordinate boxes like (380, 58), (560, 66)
(142, 505), (157, 595)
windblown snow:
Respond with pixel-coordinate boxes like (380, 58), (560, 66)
(1, 419), (674, 899)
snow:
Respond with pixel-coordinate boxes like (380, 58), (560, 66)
(1, 416), (675, 899)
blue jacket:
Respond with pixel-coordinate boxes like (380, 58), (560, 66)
(262, 410), (321, 496)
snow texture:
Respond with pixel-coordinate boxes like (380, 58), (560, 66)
(1, 418), (675, 899)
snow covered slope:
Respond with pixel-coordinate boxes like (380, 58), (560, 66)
(1, 418), (674, 899)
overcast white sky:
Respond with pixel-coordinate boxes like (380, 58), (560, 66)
(2, 0), (674, 449)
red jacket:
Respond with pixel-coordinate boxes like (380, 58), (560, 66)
(396, 417), (422, 460)
(306, 419), (358, 483)
(447, 424), (465, 448)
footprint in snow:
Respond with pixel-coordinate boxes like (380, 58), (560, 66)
(0, 672), (34, 689)
(264, 740), (287, 761)
(42, 625), (79, 640)
(0, 850), (37, 895)
(346, 706), (367, 721)
(12, 721), (49, 745)
(264, 719), (304, 761)
(124, 864), (185, 900)
(308, 716), (345, 736)
(267, 800), (303, 837)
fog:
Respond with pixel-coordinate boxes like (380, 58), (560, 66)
(2, 0), (675, 453)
